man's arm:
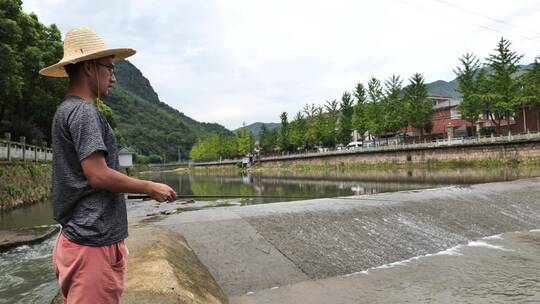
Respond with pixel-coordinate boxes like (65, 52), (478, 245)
(81, 151), (177, 202)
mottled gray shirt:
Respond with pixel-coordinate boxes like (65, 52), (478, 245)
(52, 96), (127, 246)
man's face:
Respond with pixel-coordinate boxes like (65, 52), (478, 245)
(92, 56), (116, 97)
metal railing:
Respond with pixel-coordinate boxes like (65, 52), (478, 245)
(0, 133), (52, 162)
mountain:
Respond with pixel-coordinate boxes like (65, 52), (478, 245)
(236, 122), (281, 137)
(424, 63), (533, 99)
(425, 79), (460, 99)
(104, 61), (231, 162)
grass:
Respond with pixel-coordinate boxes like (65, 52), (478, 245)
(0, 162), (52, 211)
(176, 156), (540, 176)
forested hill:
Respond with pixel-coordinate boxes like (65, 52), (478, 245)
(236, 122), (281, 137)
(424, 64), (533, 99)
(104, 60), (231, 162)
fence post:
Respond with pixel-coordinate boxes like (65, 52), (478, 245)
(20, 136), (26, 161)
(32, 139), (38, 162)
(42, 141), (47, 161)
(5, 132), (11, 161)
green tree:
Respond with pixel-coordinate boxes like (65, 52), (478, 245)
(518, 58), (540, 131)
(289, 112), (307, 151)
(483, 37), (524, 134)
(454, 52), (482, 136)
(236, 123), (255, 156)
(303, 104), (320, 148)
(352, 82), (367, 141)
(278, 112), (290, 152)
(383, 75), (405, 140)
(338, 91), (354, 144)
(366, 77), (385, 140)
(521, 58), (540, 110)
(404, 73), (432, 141)
(259, 123), (277, 152)
(323, 99), (338, 147)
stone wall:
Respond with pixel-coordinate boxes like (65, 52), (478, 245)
(259, 140), (540, 167)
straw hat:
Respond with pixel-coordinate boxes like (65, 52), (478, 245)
(39, 27), (136, 77)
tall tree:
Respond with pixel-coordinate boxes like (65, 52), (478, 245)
(352, 82), (367, 141)
(303, 103), (323, 148)
(404, 73), (432, 141)
(383, 75), (405, 140)
(366, 77), (385, 140)
(259, 123), (276, 152)
(323, 99), (338, 147)
(483, 37), (524, 134)
(454, 52), (482, 136)
(236, 123), (255, 156)
(278, 112), (290, 152)
(519, 57), (540, 131)
(288, 112), (307, 151)
(338, 91), (354, 144)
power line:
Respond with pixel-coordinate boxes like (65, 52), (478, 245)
(433, 0), (540, 37)
(395, 0), (540, 44)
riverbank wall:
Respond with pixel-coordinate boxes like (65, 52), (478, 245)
(259, 136), (540, 168)
(0, 162), (51, 211)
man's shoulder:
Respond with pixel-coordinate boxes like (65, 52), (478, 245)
(55, 96), (98, 119)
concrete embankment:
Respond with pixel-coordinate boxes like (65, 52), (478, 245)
(0, 225), (59, 252)
(147, 177), (540, 301)
(50, 225), (228, 304)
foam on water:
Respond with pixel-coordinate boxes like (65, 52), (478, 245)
(482, 234), (503, 240)
(344, 232), (514, 277)
(467, 240), (512, 251)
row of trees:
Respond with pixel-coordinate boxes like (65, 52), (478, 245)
(455, 38), (540, 135)
(190, 37), (540, 161)
(190, 72), (433, 161)
(269, 72), (433, 153)
(189, 126), (256, 161)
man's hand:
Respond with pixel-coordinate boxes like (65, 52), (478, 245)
(145, 182), (177, 202)
(81, 151), (177, 202)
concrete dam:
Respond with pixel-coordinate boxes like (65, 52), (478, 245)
(146, 177), (540, 303)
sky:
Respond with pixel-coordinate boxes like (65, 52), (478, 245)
(23, 0), (540, 130)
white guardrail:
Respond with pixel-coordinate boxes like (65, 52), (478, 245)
(261, 131), (540, 161)
(0, 139), (52, 162)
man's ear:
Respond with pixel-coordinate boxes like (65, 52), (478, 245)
(82, 60), (94, 78)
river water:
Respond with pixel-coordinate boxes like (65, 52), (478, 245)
(1, 167), (540, 303)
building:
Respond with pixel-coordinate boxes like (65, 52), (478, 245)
(118, 147), (134, 168)
(428, 96), (540, 139)
(429, 96), (473, 139)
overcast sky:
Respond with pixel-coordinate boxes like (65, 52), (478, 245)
(23, 0), (540, 130)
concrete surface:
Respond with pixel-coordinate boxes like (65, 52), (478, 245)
(149, 178), (540, 299)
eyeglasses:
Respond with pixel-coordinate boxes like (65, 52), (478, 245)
(95, 62), (115, 74)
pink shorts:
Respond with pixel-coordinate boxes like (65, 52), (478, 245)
(53, 232), (128, 304)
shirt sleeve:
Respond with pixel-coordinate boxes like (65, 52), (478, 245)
(67, 103), (109, 161)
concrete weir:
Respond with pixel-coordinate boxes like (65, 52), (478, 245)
(151, 177), (540, 301)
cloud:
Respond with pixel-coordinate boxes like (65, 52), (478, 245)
(23, 0), (540, 129)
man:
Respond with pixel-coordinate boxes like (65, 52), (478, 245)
(40, 27), (177, 303)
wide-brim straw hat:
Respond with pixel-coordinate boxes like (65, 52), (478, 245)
(39, 27), (136, 77)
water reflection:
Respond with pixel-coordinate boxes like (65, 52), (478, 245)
(141, 167), (540, 205)
(0, 199), (55, 230)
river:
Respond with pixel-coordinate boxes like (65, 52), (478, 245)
(1, 167), (540, 303)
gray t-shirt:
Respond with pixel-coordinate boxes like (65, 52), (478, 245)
(52, 96), (127, 246)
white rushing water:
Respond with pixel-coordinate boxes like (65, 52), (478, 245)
(0, 234), (58, 304)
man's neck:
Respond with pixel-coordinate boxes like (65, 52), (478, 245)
(66, 81), (96, 104)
